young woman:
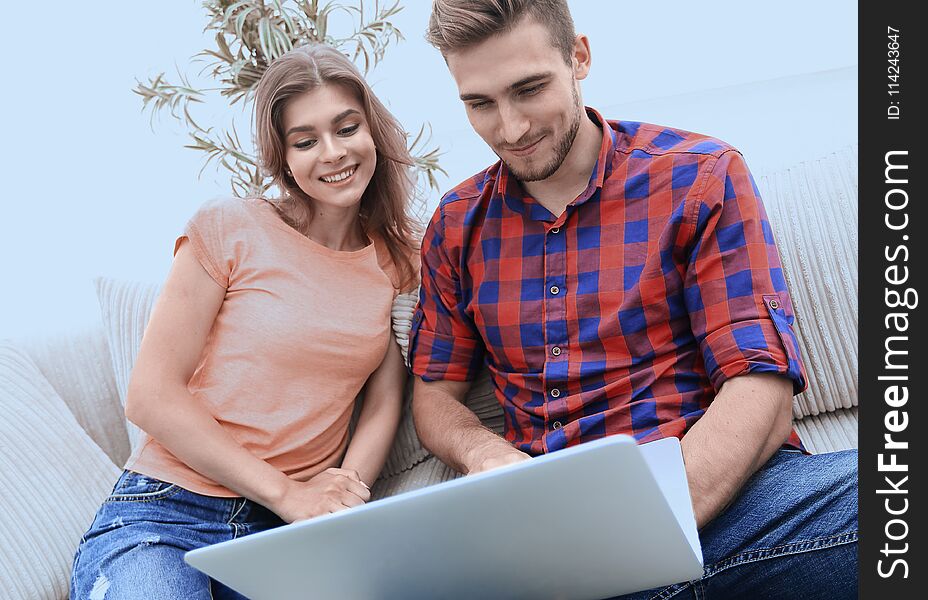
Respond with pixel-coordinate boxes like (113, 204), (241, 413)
(70, 43), (420, 599)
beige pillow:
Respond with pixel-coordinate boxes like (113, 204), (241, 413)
(23, 328), (130, 466)
(93, 277), (161, 453)
(0, 343), (121, 600)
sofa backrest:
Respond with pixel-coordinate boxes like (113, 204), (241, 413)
(755, 145), (858, 418)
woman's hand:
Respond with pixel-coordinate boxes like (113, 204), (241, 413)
(271, 467), (371, 523)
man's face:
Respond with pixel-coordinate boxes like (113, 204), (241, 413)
(446, 18), (587, 182)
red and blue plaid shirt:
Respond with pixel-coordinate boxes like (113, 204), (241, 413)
(410, 108), (806, 455)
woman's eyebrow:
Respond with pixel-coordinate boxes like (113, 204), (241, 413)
(286, 109), (361, 136)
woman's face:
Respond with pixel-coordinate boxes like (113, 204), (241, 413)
(281, 84), (377, 212)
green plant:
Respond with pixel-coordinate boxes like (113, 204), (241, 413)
(134, 0), (445, 203)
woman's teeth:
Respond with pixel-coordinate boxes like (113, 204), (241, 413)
(320, 167), (356, 183)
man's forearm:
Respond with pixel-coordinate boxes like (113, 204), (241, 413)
(680, 373), (794, 528)
(412, 378), (526, 474)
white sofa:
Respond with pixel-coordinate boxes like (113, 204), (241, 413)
(0, 147), (858, 599)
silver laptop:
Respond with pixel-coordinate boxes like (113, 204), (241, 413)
(185, 435), (703, 600)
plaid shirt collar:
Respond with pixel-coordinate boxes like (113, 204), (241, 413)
(494, 107), (619, 223)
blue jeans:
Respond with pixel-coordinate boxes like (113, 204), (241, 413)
(70, 470), (285, 599)
(614, 449), (858, 600)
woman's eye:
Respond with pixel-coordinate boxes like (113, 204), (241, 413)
(294, 139), (317, 149)
(338, 124), (360, 135)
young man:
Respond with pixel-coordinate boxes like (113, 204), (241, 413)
(409, 1), (857, 598)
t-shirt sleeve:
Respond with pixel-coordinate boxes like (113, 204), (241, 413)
(683, 150), (807, 393)
(408, 204), (485, 382)
(174, 199), (238, 288)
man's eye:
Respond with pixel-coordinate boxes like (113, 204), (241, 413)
(469, 101), (490, 111)
(520, 84), (543, 96)
(294, 139), (317, 149)
(338, 124), (360, 135)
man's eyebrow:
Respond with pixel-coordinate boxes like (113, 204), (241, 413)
(285, 109), (361, 135)
(459, 72), (552, 102)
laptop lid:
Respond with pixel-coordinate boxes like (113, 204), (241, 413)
(186, 435), (703, 599)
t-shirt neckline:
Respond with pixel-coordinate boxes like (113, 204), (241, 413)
(249, 198), (376, 260)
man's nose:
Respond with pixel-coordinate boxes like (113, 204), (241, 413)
(498, 103), (531, 146)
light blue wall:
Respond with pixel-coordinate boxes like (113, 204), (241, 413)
(0, 1), (857, 339)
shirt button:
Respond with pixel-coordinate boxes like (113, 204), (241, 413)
(550, 388), (561, 398)
(552, 421), (562, 430)
(550, 285), (560, 295)
(551, 346), (561, 357)
(769, 299), (780, 310)
(550, 227), (560, 234)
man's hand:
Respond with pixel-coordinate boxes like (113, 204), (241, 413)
(413, 378), (528, 476)
(270, 467), (371, 523)
(466, 442), (531, 475)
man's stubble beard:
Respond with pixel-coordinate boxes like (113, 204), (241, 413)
(503, 86), (583, 183)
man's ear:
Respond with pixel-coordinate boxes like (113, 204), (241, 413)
(572, 33), (592, 80)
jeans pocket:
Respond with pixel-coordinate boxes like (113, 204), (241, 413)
(106, 470), (180, 503)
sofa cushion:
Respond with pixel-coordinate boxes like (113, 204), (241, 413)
(373, 369), (500, 500)
(755, 146), (858, 418)
(391, 292), (417, 365)
(0, 343), (121, 600)
(376, 289), (503, 485)
(93, 277), (161, 453)
(21, 327), (130, 466)
(793, 407), (858, 454)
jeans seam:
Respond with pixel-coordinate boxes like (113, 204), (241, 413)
(694, 580), (706, 600)
(227, 499), (247, 524)
(104, 485), (182, 503)
(648, 580), (694, 599)
(644, 531), (858, 599)
(702, 530), (859, 579)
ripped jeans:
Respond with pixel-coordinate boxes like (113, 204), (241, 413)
(70, 470), (285, 599)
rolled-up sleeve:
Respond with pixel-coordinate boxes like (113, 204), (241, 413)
(409, 203), (486, 381)
(683, 150), (807, 393)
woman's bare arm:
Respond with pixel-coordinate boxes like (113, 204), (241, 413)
(340, 333), (406, 487)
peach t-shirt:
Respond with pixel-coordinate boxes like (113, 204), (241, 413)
(125, 197), (401, 496)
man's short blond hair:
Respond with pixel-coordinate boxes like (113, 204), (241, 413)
(426, 0), (576, 64)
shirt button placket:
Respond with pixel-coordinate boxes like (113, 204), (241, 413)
(544, 217), (569, 451)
